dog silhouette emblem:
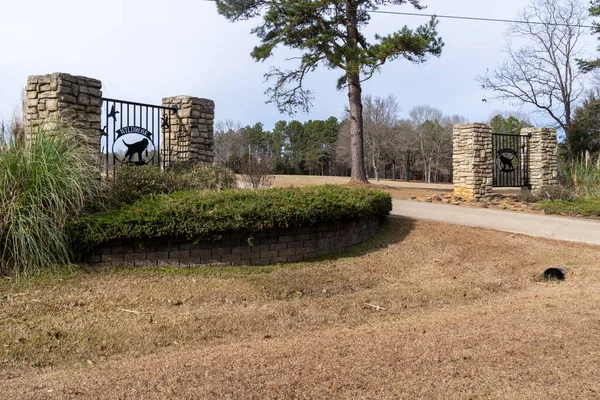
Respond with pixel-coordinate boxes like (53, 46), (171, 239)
(498, 154), (516, 172)
(123, 138), (149, 163)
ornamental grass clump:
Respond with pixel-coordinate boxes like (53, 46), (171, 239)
(566, 160), (600, 198)
(0, 123), (101, 278)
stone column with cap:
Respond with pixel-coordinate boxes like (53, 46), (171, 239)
(161, 96), (215, 167)
(24, 73), (102, 150)
(522, 127), (558, 194)
(452, 123), (494, 200)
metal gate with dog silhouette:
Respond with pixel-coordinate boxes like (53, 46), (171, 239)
(101, 98), (178, 178)
(492, 133), (531, 188)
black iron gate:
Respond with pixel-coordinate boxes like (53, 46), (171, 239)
(101, 98), (177, 177)
(492, 133), (530, 188)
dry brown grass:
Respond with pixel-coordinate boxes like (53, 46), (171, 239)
(1, 219), (600, 399)
(271, 175), (454, 199)
(270, 175), (533, 209)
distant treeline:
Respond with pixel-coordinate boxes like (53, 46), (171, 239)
(214, 95), (531, 183)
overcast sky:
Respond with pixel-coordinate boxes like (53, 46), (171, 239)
(0, 0), (597, 130)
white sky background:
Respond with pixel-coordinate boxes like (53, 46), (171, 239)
(0, 0), (597, 130)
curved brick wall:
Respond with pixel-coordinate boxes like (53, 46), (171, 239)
(87, 216), (383, 268)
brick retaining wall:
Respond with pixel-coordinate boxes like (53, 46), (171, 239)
(86, 216), (383, 268)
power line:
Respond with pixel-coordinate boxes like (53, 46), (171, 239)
(201, 0), (595, 29)
(369, 9), (594, 28)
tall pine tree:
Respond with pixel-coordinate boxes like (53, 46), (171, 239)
(216, 0), (443, 182)
(579, 1), (600, 72)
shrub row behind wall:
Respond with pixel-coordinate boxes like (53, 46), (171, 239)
(88, 216), (382, 268)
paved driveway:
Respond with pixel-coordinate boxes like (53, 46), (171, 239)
(391, 199), (600, 246)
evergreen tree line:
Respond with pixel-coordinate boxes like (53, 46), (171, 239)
(570, 90), (600, 158)
(214, 117), (343, 176)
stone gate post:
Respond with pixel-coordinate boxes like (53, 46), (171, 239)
(452, 123), (494, 200)
(521, 127), (558, 194)
(161, 96), (215, 167)
(24, 73), (103, 150)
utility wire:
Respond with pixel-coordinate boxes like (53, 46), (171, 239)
(201, 0), (595, 29)
(369, 9), (594, 28)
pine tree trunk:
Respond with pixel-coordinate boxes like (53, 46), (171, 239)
(347, 74), (368, 182)
(346, 0), (368, 183)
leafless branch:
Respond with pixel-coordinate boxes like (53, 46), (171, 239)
(478, 0), (587, 158)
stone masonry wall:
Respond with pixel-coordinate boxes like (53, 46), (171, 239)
(523, 127), (558, 194)
(25, 73), (102, 149)
(161, 96), (215, 167)
(452, 123), (494, 199)
(87, 216), (382, 268)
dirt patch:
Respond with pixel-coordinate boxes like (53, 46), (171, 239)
(1, 219), (599, 398)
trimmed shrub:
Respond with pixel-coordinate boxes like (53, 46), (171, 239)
(0, 124), (101, 278)
(109, 166), (174, 205)
(70, 185), (392, 254)
(108, 164), (237, 205)
(182, 164), (238, 191)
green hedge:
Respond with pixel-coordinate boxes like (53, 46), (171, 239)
(70, 185), (392, 254)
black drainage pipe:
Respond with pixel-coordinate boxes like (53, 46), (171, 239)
(542, 268), (566, 281)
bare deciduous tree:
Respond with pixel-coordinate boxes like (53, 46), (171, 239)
(334, 119), (353, 174)
(478, 0), (588, 162)
(240, 155), (275, 189)
(363, 94), (400, 181)
(214, 119), (247, 167)
(409, 105), (445, 183)
(383, 119), (419, 180)
(337, 103), (457, 182)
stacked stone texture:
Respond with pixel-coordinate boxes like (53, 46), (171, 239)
(161, 96), (215, 167)
(452, 123), (494, 199)
(87, 216), (382, 268)
(522, 127), (558, 193)
(25, 73), (102, 148)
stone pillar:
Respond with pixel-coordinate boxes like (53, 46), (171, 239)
(522, 127), (558, 194)
(24, 73), (102, 149)
(452, 123), (494, 200)
(161, 96), (214, 167)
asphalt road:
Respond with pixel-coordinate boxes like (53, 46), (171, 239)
(391, 199), (600, 246)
